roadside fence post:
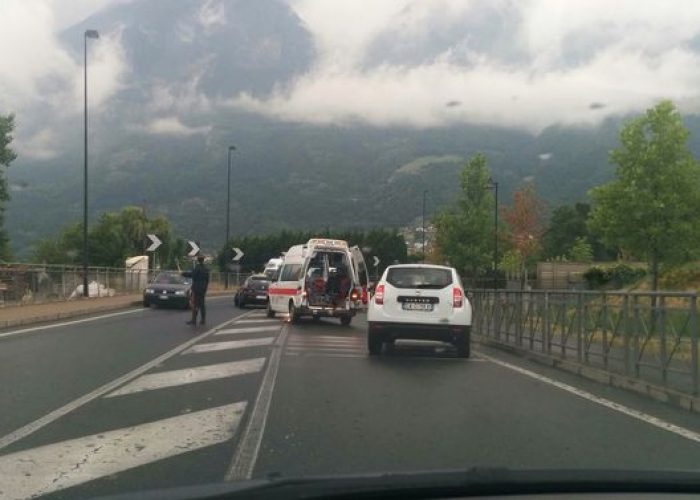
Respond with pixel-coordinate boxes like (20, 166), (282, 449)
(691, 294), (699, 395)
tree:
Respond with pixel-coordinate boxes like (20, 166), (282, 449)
(433, 153), (494, 281)
(542, 203), (614, 261)
(0, 114), (17, 260)
(588, 100), (700, 290)
(33, 206), (183, 268)
(567, 237), (594, 262)
(501, 183), (546, 287)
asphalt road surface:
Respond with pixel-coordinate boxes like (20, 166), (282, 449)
(1, 299), (700, 499)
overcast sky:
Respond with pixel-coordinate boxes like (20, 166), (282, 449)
(4, 0), (700, 159)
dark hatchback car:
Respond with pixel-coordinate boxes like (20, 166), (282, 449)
(234, 274), (271, 308)
(143, 271), (192, 309)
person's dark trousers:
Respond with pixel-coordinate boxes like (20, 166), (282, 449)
(189, 292), (206, 324)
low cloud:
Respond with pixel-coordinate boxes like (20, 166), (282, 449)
(232, 0), (700, 132)
(15, 128), (60, 160)
(144, 117), (211, 136)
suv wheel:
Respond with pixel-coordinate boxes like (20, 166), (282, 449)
(367, 327), (382, 355)
(340, 315), (352, 326)
(288, 301), (299, 324)
(455, 329), (471, 358)
(266, 304), (275, 318)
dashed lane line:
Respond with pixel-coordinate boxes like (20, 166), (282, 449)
(183, 337), (275, 354)
(105, 358), (266, 398)
(216, 326), (281, 335)
(0, 402), (247, 500)
(0, 310), (259, 451)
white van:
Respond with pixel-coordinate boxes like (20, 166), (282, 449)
(262, 257), (283, 279)
(267, 238), (369, 325)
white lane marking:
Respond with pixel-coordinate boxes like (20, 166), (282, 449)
(225, 324), (289, 480)
(105, 358), (266, 397)
(216, 326), (280, 335)
(184, 338), (275, 354)
(0, 311), (258, 451)
(234, 319), (280, 324)
(289, 337), (361, 343)
(0, 402), (246, 500)
(285, 352), (365, 359)
(286, 346), (362, 352)
(0, 309), (144, 340)
(480, 353), (700, 444)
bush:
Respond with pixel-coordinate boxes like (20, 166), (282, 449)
(583, 264), (646, 289)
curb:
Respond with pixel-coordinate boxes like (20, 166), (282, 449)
(475, 334), (700, 415)
(0, 291), (234, 330)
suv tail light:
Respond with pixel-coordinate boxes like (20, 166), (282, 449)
(375, 284), (385, 305)
(361, 286), (368, 304)
(350, 288), (360, 301)
(453, 287), (464, 308)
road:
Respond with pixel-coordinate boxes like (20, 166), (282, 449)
(1, 298), (700, 499)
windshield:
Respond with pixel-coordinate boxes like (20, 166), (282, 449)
(386, 267), (453, 289)
(153, 272), (188, 285)
(4, 1), (700, 498)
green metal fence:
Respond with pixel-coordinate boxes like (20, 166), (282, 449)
(470, 289), (699, 396)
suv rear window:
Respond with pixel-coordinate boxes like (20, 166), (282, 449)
(386, 267), (453, 289)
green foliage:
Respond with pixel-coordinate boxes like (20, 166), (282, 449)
(567, 237), (594, 263)
(220, 228), (407, 277)
(33, 206), (184, 268)
(433, 153), (494, 278)
(583, 264), (647, 289)
(0, 114), (17, 260)
(588, 101), (700, 289)
(542, 203), (614, 261)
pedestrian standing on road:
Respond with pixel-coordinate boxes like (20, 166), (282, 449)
(187, 255), (210, 326)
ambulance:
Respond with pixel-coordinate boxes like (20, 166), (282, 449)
(267, 238), (370, 325)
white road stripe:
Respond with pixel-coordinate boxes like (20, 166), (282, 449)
(184, 338), (275, 354)
(106, 358), (266, 397)
(288, 341), (361, 346)
(480, 353), (700, 444)
(0, 309), (144, 339)
(225, 324), (289, 480)
(234, 319), (280, 324)
(216, 326), (280, 335)
(286, 352), (365, 359)
(287, 346), (362, 352)
(0, 402), (246, 500)
(0, 311), (258, 452)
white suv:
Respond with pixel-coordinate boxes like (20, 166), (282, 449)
(367, 264), (472, 357)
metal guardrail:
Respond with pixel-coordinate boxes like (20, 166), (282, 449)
(0, 264), (251, 306)
(470, 289), (699, 396)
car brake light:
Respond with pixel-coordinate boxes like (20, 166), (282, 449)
(361, 286), (368, 304)
(375, 284), (385, 305)
(350, 288), (360, 301)
(453, 287), (464, 308)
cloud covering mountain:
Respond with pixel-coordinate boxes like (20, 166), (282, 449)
(4, 0), (700, 256)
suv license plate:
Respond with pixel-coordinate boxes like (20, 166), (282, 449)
(402, 303), (433, 311)
(256, 295), (266, 300)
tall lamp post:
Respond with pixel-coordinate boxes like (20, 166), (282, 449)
(422, 190), (428, 263)
(83, 29), (99, 298)
(486, 177), (499, 289)
(225, 145), (236, 289)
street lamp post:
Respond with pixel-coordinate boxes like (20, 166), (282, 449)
(486, 178), (499, 289)
(225, 145), (236, 289)
(83, 29), (99, 298)
(422, 190), (428, 263)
